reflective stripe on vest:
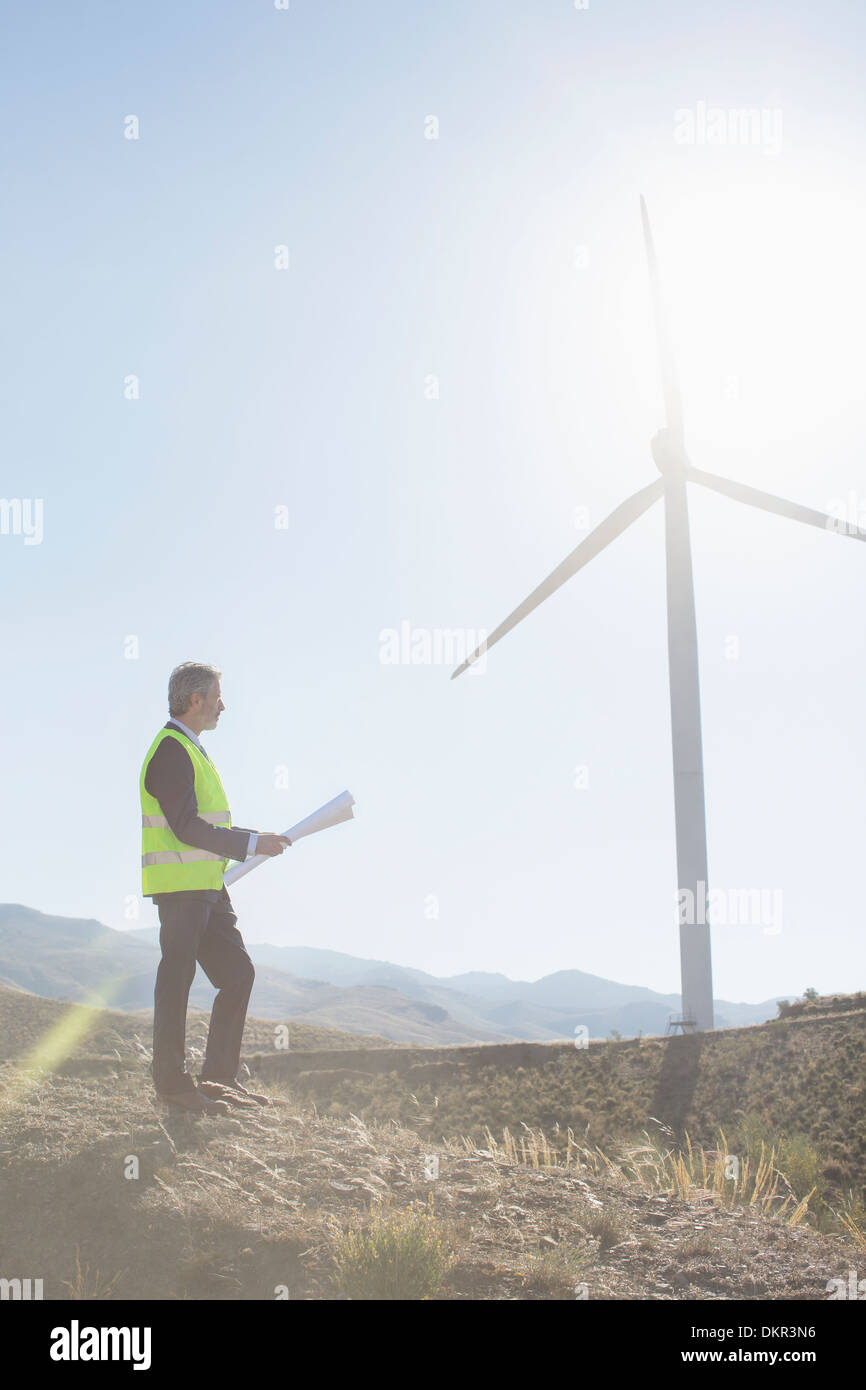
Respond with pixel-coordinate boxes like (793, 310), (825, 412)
(141, 811), (228, 828)
(142, 850), (225, 866)
(139, 727), (232, 895)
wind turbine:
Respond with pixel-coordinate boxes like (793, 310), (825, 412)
(451, 196), (866, 1032)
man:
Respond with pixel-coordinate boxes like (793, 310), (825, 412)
(140, 661), (291, 1115)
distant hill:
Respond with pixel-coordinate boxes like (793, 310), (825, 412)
(237, 941), (782, 1035)
(0, 907), (498, 1046)
(0, 907), (160, 1009)
(0, 904), (783, 1043)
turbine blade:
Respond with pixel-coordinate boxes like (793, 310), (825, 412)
(451, 478), (664, 678)
(641, 196), (685, 446)
(686, 466), (866, 542)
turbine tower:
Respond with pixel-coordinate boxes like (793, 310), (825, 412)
(451, 197), (866, 1032)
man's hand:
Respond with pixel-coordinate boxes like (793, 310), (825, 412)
(257, 833), (292, 857)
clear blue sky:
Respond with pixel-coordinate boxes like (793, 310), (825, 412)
(3, 0), (866, 1004)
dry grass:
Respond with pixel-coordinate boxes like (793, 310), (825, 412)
(328, 1194), (453, 1299)
(832, 1193), (866, 1251)
(61, 1249), (126, 1300)
(473, 1120), (816, 1226)
(259, 1003), (866, 1214)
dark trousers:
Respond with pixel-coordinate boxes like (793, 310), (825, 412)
(152, 887), (255, 1096)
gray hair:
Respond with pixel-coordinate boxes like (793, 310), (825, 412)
(168, 662), (221, 717)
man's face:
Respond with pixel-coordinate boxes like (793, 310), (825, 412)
(200, 679), (225, 730)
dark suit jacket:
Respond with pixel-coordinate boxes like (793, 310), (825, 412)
(144, 720), (253, 903)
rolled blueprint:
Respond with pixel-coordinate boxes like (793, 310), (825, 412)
(223, 789), (355, 886)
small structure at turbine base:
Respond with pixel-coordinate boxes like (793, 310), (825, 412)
(666, 1015), (698, 1036)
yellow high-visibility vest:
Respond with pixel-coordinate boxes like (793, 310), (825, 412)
(140, 727), (231, 894)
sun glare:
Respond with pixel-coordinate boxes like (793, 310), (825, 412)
(629, 174), (866, 470)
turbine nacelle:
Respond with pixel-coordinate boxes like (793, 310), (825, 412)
(650, 427), (689, 478)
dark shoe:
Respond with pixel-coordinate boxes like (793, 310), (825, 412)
(230, 1078), (271, 1100)
(202, 1078), (271, 1106)
(157, 1087), (230, 1116)
(224, 1079), (271, 1106)
(198, 1080), (259, 1109)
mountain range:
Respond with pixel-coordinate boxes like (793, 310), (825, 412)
(0, 903), (783, 1044)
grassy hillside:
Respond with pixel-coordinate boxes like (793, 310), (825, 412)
(0, 1060), (860, 1300)
(0, 985), (863, 1299)
(248, 999), (866, 1211)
